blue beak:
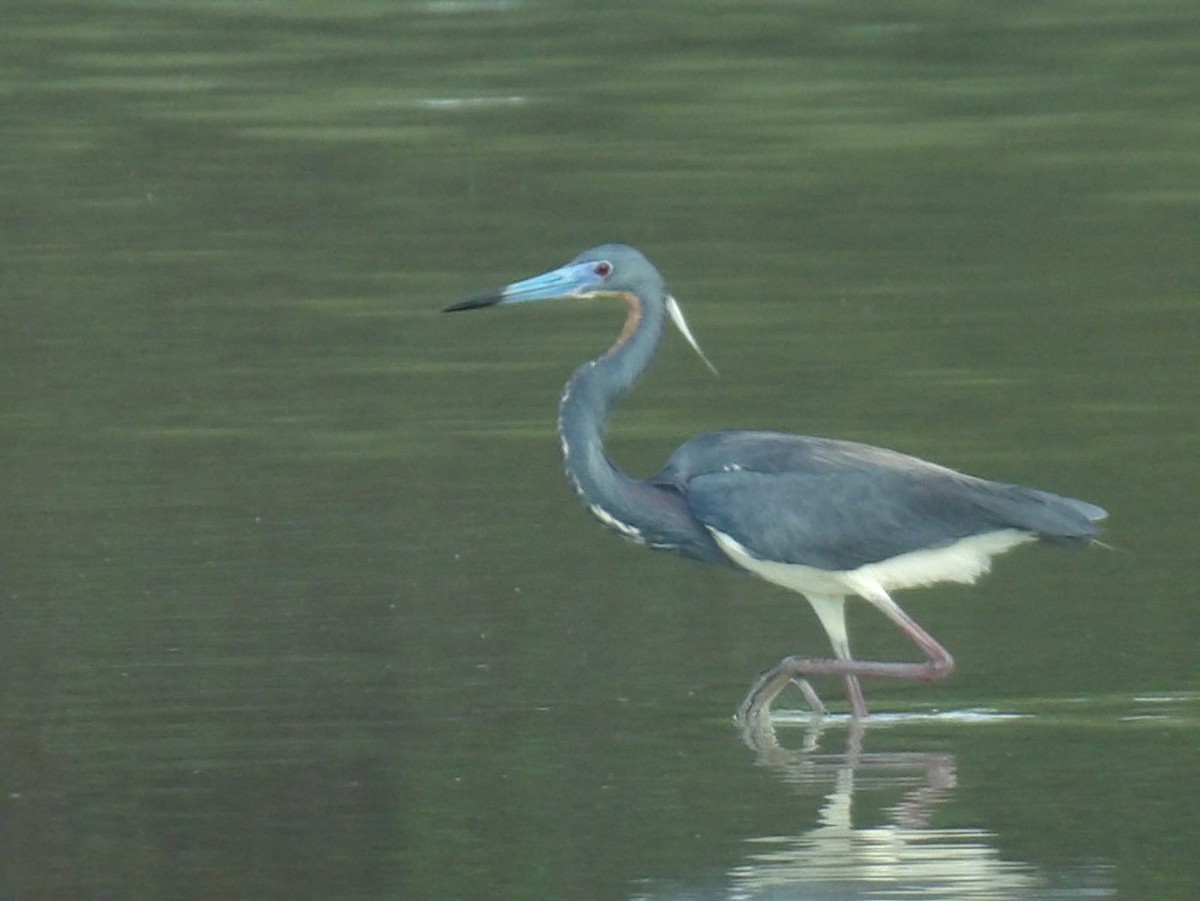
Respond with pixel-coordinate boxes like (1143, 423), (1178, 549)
(443, 261), (604, 312)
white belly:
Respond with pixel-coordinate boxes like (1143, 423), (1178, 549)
(710, 528), (1036, 600)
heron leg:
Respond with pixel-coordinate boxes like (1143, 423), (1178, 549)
(805, 594), (868, 719)
(854, 584), (956, 683)
(737, 594), (867, 721)
(742, 587), (955, 721)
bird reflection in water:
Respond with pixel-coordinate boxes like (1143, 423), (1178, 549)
(713, 713), (1115, 900)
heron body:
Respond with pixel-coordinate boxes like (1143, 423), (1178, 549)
(444, 244), (1105, 719)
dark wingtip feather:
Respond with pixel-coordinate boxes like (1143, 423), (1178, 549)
(1011, 489), (1108, 546)
(1079, 500), (1108, 523)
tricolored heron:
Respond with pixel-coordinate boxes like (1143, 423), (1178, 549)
(443, 244), (1106, 719)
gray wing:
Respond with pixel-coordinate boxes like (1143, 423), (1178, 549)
(651, 430), (1106, 571)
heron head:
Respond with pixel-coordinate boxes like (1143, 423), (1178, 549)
(443, 244), (659, 308)
(444, 244), (716, 373)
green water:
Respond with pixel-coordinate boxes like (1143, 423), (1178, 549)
(3, 2), (1198, 898)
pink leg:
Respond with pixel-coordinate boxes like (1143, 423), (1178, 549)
(843, 672), (867, 719)
(738, 589), (955, 722)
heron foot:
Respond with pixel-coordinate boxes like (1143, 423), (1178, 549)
(738, 654), (883, 722)
(736, 658), (828, 724)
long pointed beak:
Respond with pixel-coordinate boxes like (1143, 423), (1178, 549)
(443, 261), (603, 312)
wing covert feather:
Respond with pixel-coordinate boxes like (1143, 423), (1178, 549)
(652, 430), (1104, 570)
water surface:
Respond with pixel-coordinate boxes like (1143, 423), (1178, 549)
(3, 2), (1198, 898)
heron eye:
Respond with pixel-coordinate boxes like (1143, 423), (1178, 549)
(593, 261), (612, 277)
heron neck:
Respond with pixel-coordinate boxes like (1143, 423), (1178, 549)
(557, 291), (665, 517)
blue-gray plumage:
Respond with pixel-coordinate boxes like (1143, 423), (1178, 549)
(655, 431), (1103, 570)
(444, 244), (1106, 720)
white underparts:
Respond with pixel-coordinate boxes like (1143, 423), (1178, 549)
(806, 593), (852, 659)
(710, 527), (1035, 605)
(711, 527), (1034, 657)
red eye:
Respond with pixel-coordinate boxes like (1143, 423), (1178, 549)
(593, 261), (612, 277)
